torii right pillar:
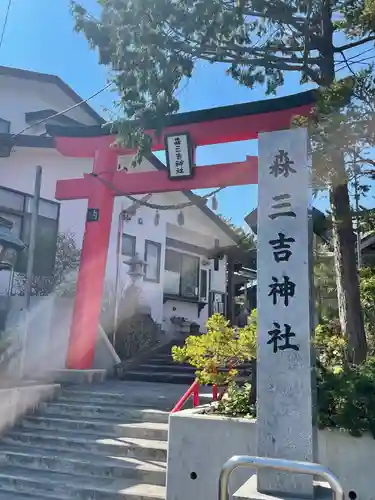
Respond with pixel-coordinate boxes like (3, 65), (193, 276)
(254, 127), (315, 499)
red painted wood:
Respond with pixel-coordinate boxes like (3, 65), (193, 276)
(55, 157), (258, 201)
(111, 157), (258, 194)
(55, 177), (90, 200)
(66, 148), (118, 370)
(54, 104), (312, 158)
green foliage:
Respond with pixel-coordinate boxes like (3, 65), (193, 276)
(13, 232), (81, 297)
(360, 267), (375, 353)
(317, 358), (375, 437)
(314, 319), (347, 367)
(313, 239), (337, 320)
(171, 312), (256, 385)
(180, 311), (375, 436)
(218, 215), (255, 250)
(216, 383), (255, 418)
(71, 0), (375, 150)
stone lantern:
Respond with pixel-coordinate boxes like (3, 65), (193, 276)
(124, 253), (147, 283)
(0, 217), (25, 271)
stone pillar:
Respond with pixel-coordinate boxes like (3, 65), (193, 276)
(256, 128), (314, 498)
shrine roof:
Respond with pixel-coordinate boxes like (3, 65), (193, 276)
(45, 89), (316, 149)
(245, 207), (330, 241)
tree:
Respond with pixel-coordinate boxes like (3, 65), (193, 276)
(219, 215), (255, 250)
(13, 232), (81, 297)
(71, 0), (375, 363)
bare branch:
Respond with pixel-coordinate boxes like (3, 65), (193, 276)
(335, 36), (375, 53)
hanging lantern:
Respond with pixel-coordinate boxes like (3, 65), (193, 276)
(154, 210), (160, 226)
(177, 210), (185, 226)
(211, 194), (218, 211)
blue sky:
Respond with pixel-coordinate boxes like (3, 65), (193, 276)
(0, 0), (373, 227)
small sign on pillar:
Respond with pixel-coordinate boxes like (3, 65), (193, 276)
(165, 132), (194, 179)
(257, 127), (314, 499)
(86, 208), (100, 222)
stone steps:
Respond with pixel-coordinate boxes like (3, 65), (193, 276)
(1, 430), (168, 461)
(18, 416), (169, 440)
(59, 387), (179, 409)
(36, 401), (170, 422)
(0, 467), (165, 499)
(0, 382), (172, 499)
(118, 339), (253, 386)
(135, 363), (196, 373)
(120, 370), (195, 385)
(0, 447), (166, 484)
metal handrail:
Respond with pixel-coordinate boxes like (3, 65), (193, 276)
(171, 379), (200, 413)
(219, 456), (344, 500)
(170, 379), (219, 413)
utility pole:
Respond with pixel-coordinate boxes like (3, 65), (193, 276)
(24, 166), (42, 308)
(20, 166), (42, 378)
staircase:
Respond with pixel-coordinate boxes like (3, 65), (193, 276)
(0, 381), (188, 499)
(119, 340), (254, 386)
(119, 340), (196, 385)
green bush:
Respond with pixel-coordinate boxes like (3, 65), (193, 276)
(216, 383), (255, 418)
(174, 311), (375, 436)
(317, 358), (375, 437)
(360, 267), (375, 354)
(314, 319), (347, 367)
(171, 312), (256, 385)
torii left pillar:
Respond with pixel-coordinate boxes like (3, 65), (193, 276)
(67, 147), (118, 369)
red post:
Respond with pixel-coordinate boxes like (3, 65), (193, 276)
(213, 384), (218, 401)
(66, 148), (118, 369)
(193, 381), (200, 407)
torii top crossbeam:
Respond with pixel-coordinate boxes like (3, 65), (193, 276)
(48, 90), (315, 370)
(48, 90), (315, 158)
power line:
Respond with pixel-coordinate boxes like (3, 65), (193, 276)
(0, 0), (12, 51)
(12, 82), (113, 138)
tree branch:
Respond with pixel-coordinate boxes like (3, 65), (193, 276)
(335, 36), (375, 53)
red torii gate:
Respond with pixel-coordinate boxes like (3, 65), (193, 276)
(50, 90), (315, 370)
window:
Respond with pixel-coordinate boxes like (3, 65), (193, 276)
(0, 187), (60, 277)
(145, 240), (161, 282)
(200, 268), (210, 302)
(0, 118), (10, 134)
(122, 234), (136, 257)
(165, 249), (200, 298)
(0, 188), (24, 211)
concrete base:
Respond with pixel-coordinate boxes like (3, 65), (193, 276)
(45, 369), (106, 385)
(0, 384), (60, 436)
(234, 475), (332, 500)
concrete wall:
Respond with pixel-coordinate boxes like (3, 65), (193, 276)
(0, 384), (60, 436)
(167, 411), (375, 500)
(4, 295), (119, 377)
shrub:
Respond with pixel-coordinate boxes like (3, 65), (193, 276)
(317, 358), (375, 437)
(176, 311), (375, 436)
(216, 383), (255, 418)
(360, 267), (375, 354)
(314, 319), (347, 367)
(171, 312), (256, 385)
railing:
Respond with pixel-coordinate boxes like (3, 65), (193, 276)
(170, 379), (218, 413)
(219, 456), (344, 500)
